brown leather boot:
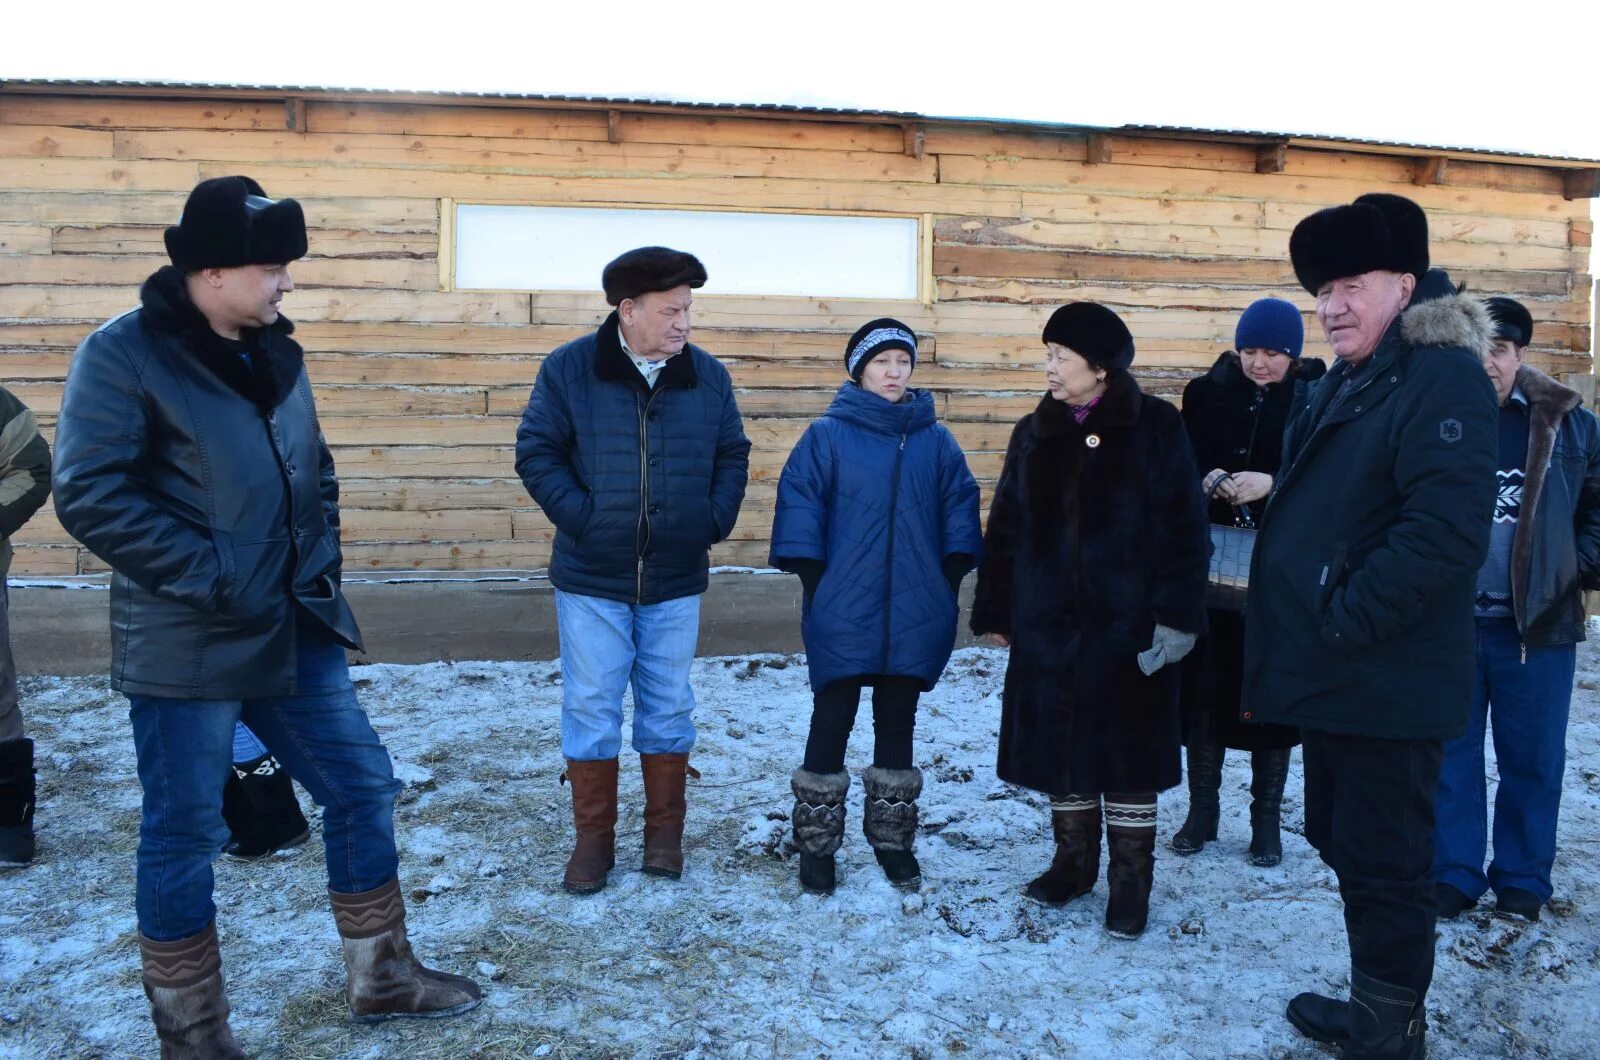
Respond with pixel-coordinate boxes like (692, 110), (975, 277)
(139, 922), (247, 1059)
(1025, 799), (1101, 907)
(640, 752), (698, 879)
(330, 878), (483, 1022)
(562, 757), (619, 894)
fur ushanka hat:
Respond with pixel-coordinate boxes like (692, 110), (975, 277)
(1042, 302), (1135, 375)
(165, 175), (308, 272)
(601, 246), (708, 306)
(1484, 296), (1534, 348)
(1288, 192), (1430, 295)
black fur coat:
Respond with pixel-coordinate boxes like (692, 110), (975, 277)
(970, 373), (1210, 796)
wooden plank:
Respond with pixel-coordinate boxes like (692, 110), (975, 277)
(336, 479), (532, 512)
(340, 508), (513, 542)
(1565, 170), (1600, 201)
(319, 416), (516, 447)
(903, 124), (925, 160)
(0, 97), (298, 131)
(1, 254), (437, 290)
(935, 243), (1295, 286)
(0, 225), (52, 255)
(4, 545), (81, 576)
(311, 386), (487, 417)
(330, 445), (516, 479)
(1084, 134), (1113, 165)
(308, 355), (543, 387)
(1414, 157), (1450, 187)
(52, 225), (437, 259)
(0, 191), (439, 231)
(0, 286), (530, 324)
(607, 110), (623, 145)
(285, 97), (307, 133)
(922, 125), (1089, 163)
(1019, 190), (1265, 227)
(0, 125), (115, 158)
(0, 158), (202, 192)
(1256, 142), (1288, 174)
(1262, 202), (1572, 247)
(307, 101), (607, 141)
(117, 129), (941, 184)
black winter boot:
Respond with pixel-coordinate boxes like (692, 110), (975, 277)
(220, 753), (310, 862)
(791, 769), (849, 896)
(1248, 748), (1290, 867)
(862, 766), (922, 889)
(0, 738), (36, 868)
(1024, 799), (1100, 907)
(1286, 990), (1349, 1047)
(1171, 742), (1222, 855)
(1348, 969), (1426, 1059)
(1105, 822), (1157, 939)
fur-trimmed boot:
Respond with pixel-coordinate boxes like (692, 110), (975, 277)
(863, 766), (923, 889)
(139, 922), (246, 1059)
(1024, 797), (1100, 906)
(791, 768), (849, 896)
(1104, 800), (1158, 939)
(640, 752), (698, 879)
(220, 752), (310, 862)
(1248, 748), (1290, 867)
(330, 878), (483, 1022)
(0, 737), (36, 868)
(1172, 742), (1222, 855)
(561, 758), (618, 895)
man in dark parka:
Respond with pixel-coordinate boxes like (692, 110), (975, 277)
(1243, 194), (1497, 1059)
(52, 176), (480, 1056)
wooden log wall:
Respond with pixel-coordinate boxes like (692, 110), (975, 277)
(0, 90), (1593, 577)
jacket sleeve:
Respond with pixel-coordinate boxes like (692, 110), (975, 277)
(709, 377), (752, 544)
(0, 386), (52, 540)
(938, 427), (983, 567)
(1148, 405), (1211, 635)
(1325, 351), (1498, 650)
(768, 421), (831, 568)
(1571, 407), (1600, 590)
(51, 330), (225, 610)
(969, 418), (1029, 637)
(514, 357), (593, 537)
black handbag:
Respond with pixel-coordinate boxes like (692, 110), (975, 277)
(1205, 473), (1257, 613)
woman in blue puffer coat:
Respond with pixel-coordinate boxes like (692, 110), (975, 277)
(771, 318), (983, 895)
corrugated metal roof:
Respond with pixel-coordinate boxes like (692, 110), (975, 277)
(4, 78), (1597, 166)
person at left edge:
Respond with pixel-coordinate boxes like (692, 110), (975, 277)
(51, 176), (481, 1057)
(515, 246), (751, 896)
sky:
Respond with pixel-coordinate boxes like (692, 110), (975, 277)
(5, 0), (1599, 161)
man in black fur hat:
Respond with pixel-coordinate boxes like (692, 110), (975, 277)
(1243, 193), (1498, 1059)
(52, 176), (481, 1056)
(516, 246), (750, 896)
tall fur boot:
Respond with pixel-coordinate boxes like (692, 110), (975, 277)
(1172, 742), (1222, 855)
(1248, 748), (1291, 867)
(0, 737), (36, 868)
(791, 768), (849, 895)
(561, 758), (619, 895)
(139, 922), (246, 1059)
(862, 766), (922, 889)
(1104, 799), (1158, 939)
(1024, 797), (1100, 906)
(330, 877), (483, 1022)
(640, 752), (698, 879)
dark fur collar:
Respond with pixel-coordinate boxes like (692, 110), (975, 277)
(593, 310), (700, 392)
(1509, 363), (1584, 626)
(138, 266), (305, 410)
(1032, 369), (1142, 439)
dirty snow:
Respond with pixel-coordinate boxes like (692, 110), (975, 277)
(3, 642), (1599, 1058)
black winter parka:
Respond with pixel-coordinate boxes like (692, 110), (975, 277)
(52, 267), (361, 699)
(1242, 272), (1498, 740)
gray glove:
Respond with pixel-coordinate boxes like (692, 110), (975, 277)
(1137, 624), (1197, 676)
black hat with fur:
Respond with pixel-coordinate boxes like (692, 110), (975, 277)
(1484, 296), (1534, 348)
(1042, 302), (1135, 375)
(601, 246), (708, 306)
(165, 175), (308, 272)
(1289, 192), (1430, 295)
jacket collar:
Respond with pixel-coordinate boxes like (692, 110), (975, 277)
(1206, 350), (1326, 395)
(593, 310), (699, 392)
(138, 265), (305, 410)
(1513, 363), (1582, 429)
(823, 381), (937, 436)
(1032, 369), (1142, 439)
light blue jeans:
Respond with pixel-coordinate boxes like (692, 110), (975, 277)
(555, 590), (701, 761)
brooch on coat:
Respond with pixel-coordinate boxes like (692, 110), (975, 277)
(1085, 434), (1101, 449)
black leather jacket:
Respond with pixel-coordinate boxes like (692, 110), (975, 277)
(52, 267), (361, 699)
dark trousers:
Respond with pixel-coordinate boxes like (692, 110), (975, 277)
(801, 676), (921, 774)
(1302, 729), (1443, 1000)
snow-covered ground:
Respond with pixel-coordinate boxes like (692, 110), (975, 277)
(3, 642), (1599, 1059)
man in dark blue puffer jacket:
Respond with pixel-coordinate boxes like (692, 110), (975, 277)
(515, 246), (750, 895)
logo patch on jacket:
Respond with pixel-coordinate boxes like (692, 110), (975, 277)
(1439, 418), (1463, 443)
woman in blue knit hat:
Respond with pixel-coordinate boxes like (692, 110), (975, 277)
(1174, 296), (1325, 866)
(771, 318), (983, 896)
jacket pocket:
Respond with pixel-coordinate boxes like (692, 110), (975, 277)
(210, 528), (237, 613)
(1317, 542), (1348, 613)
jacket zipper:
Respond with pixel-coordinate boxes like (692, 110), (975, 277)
(879, 433), (907, 671)
(635, 386), (661, 604)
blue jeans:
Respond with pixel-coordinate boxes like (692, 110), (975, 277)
(555, 589), (700, 760)
(128, 624), (402, 941)
(1434, 617), (1575, 903)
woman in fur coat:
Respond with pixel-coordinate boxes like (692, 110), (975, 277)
(1175, 298), (1325, 867)
(771, 318), (983, 896)
(970, 303), (1209, 938)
